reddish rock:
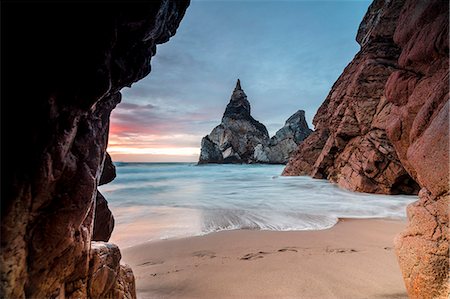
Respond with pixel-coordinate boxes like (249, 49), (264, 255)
(285, 0), (448, 297)
(1, 1), (189, 298)
(384, 0), (449, 297)
(88, 242), (136, 299)
(284, 129), (329, 175)
(283, 0), (419, 195)
(395, 190), (449, 299)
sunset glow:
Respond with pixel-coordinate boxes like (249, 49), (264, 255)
(107, 146), (199, 156)
(106, 0), (369, 162)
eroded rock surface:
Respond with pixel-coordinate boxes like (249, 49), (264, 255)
(284, 0), (448, 297)
(254, 110), (312, 164)
(283, 0), (419, 195)
(199, 79), (270, 164)
(1, 1), (189, 298)
(386, 0), (449, 297)
(88, 242), (136, 299)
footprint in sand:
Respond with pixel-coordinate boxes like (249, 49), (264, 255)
(138, 260), (164, 267)
(326, 247), (358, 254)
(240, 251), (270, 260)
(192, 250), (217, 259)
(278, 247), (298, 253)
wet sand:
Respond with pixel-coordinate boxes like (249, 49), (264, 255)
(122, 218), (408, 299)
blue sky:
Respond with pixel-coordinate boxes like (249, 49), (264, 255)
(109, 0), (371, 162)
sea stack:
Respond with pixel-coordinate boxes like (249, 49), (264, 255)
(199, 79), (269, 164)
(253, 110), (312, 164)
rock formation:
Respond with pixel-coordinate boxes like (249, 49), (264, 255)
(88, 242), (136, 299)
(283, 0), (420, 195)
(254, 110), (312, 164)
(385, 0), (449, 297)
(284, 0), (449, 297)
(93, 153), (116, 242)
(199, 79), (270, 164)
(1, 1), (189, 298)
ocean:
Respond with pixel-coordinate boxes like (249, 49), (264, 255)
(99, 162), (417, 247)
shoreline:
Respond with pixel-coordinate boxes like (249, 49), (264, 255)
(122, 218), (408, 299)
(110, 215), (407, 249)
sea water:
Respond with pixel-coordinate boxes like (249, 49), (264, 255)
(99, 162), (417, 247)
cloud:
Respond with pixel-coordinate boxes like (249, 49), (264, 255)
(109, 1), (371, 161)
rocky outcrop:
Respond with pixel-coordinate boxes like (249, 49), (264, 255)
(99, 152), (117, 186)
(93, 192), (115, 242)
(385, 0), (449, 297)
(284, 0), (448, 297)
(1, 1), (189, 298)
(93, 154), (116, 242)
(283, 0), (420, 195)
(254, 110), (312, 164)
(88, 242), (136, 299)
(199, 79), (270, 164)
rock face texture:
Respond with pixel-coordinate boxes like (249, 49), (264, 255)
(199, 80), (270, 164)
(88, 242), (136, 299)
(284, 0), (449, 297)
(254, 110), (312, 164)
(1, 1), (189, 298)
(283, 0), (420, 195)
(385, 0), (449, 298)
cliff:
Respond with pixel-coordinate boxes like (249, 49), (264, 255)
(199, 79), (270, 164)
(253, 110), (313, 164)
(1, 1), (189, 298)
(284, 0), (449, 297)
(385, 0), (449, 297)
(283, 0), (419, 195)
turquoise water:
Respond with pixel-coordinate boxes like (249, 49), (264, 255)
(99, 163), (416, 246)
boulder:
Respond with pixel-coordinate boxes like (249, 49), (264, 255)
(88, 242), (136, 299)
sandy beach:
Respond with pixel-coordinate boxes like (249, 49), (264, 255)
(121, 218), (408, 299)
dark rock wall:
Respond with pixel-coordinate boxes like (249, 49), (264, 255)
(1, 1), (189, 298)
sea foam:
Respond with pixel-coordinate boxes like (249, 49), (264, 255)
(99, 163), (417, 247)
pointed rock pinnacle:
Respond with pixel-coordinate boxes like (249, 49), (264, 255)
(235, 79), (242, 91)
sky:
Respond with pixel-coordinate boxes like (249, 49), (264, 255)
(108, 0), (371, 162)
